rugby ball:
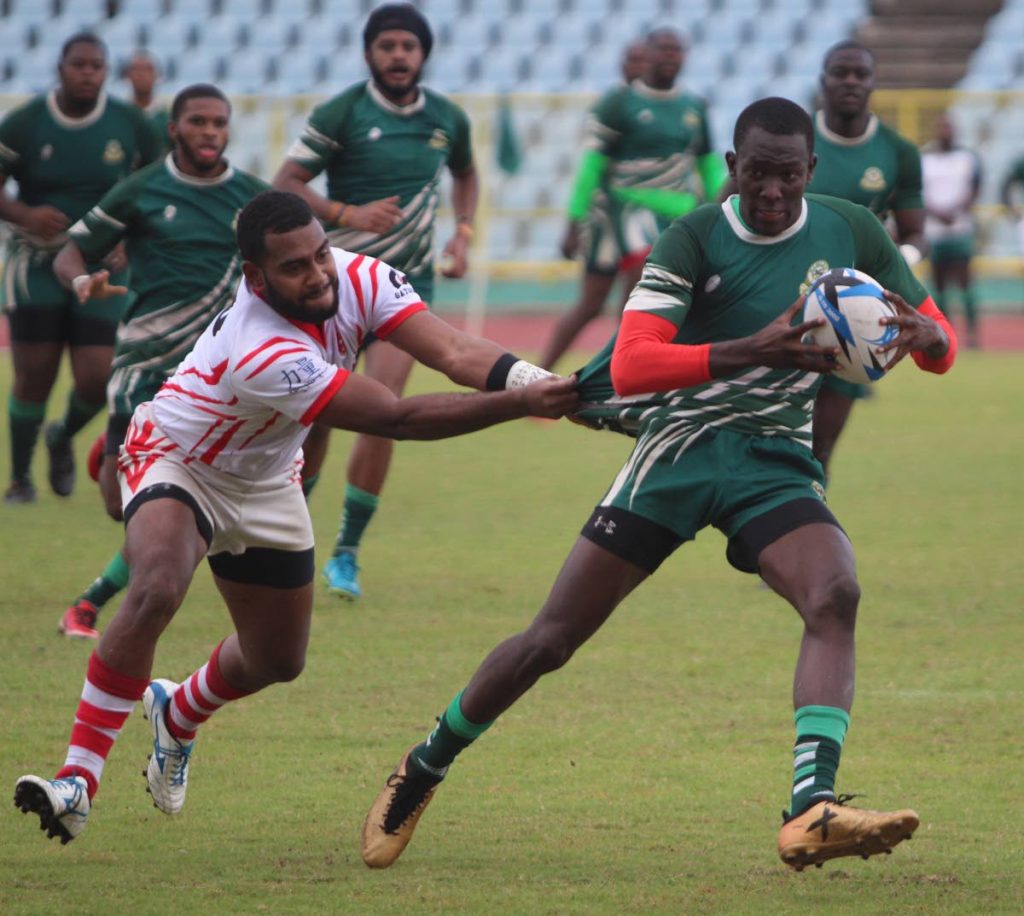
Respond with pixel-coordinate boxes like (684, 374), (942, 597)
(802, 268), (900, 384)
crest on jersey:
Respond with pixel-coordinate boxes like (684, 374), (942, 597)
(40, 144), (53, 161)
(428, 128), (449, 150)
(103, 139), (125, 165)
(799, 259), (830, 295)
(683, 110), (700, 128)
(859, 166), (886, 192)
(368, 127), (382, 142)
(163, 205), (177, 221)
(638, 109), (654, 124)
(811, 480), (826, 500)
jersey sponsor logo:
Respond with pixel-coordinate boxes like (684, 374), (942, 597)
(859, 166), (886, 192)
(164, 204), (177, 221)
(428, 128), (449, 150)
(638, 109), (654, 124)
(40, 144), (53, 161)
(368, 126), (383, 142)
(388, 268), (413, 298)
(103, 139), (125, 165)
(800, 259), (830, 295)
(280, 355), (329, 394)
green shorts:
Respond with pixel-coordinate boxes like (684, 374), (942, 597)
(929, 235), (974, 264)
(820, 374), (870, 400)
(3, 237), (130, 344)
(584, 424), (839, 573)
(582, 194), (661, 275)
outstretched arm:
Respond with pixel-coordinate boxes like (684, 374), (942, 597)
(315, 371), (578, 440)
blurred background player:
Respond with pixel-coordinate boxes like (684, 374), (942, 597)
(0, 32), (162, 504)
(922, 112), (982, 349)
(999, 153), (1024, 265)
(805, 40), (927, 479)
(539, 28), (724, 372)
(123, 49), (171, 152)
(51, 84), (267, 639)
(273, 3), (477, 600)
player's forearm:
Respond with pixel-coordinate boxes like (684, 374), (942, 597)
(271, 167), (340, 225)
(567, 150), (608, 220)
(450, 167), (478, 229)
(911, 298), (957, 373)
(0, 194), (34, 227)
(53, 241), (89, 290)
(611, 311), (712, 395)
(378, 388), (531, 440)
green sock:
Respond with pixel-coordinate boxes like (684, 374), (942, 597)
(80, 551), (130, 610)
(301, 471), (321, 499)
(333, 483), (378, 556)
(58, 391), (104, 441)
(8, 395), (46, 482)
(411, 690), (493, 778)
(962, 286), (978, 340)
(789, 705), (850, 816)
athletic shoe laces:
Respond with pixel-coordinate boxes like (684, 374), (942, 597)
(382, 769), (438, 834)
(158, 739), (192, 787)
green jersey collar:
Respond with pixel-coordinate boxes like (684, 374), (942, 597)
(815, 110), (879, 147)
(46, 89), (108, 129)
(366, 79), (426, 116)
(164, 152), (235, 186)
(722, 194), (807, 245)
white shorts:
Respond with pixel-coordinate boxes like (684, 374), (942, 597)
(118, 402), (313, 557)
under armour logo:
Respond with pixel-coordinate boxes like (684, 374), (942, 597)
(593, 515), (616, 535)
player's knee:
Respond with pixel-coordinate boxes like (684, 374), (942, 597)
(257, 648), (307, 685)
(520, 627), (578, 675)
(806, 573), (860, 631)
(125, 570), (189, 626)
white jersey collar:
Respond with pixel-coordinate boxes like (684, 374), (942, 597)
(632, 81), (683, 101)
(164, 151), (235, 185)
(815, 110), (879, 147)
(46, 89), (108, 129)
(721, 194), (808, 245)
(367, 79), (426, 116)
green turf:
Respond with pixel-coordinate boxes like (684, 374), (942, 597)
(1, 351), (1022, 914)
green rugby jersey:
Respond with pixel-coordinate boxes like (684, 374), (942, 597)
(69, 154), (267, 375)
(0, 90), (163, 250)
(286, 80), (472, 279)
(576, 193), (927, 441)
(584, 82), (713, 207)
(807, 111), (923, 217)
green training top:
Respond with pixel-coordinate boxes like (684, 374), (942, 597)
(807, 111), (923, 217)
(0, 90), (163, 250)
(569, 81), (714, 220)
(69, 153), (267, 375)
(576, 193), (928, 440)
(286, 80), (473, 279)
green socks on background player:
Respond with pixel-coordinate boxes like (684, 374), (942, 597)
(410, 691), (493, 779)
(78, 551), (131, 613)
(53, 391), (105, 443)
(8, 395), (45, 484)
(331, 483), (379, 558)
(789, 705), (850, 816)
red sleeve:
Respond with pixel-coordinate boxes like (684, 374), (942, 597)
(375, 301), (428, 339)
(610, 310), (713, 396)
(299, 367), (349, 425)
(911, 296), (957, 374)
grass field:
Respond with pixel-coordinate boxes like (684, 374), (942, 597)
(1, 349), (1022, 914)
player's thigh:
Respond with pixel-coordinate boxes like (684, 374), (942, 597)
(9, 339), (63, 399)
(757, 521), (857, 613)
(362, 338), (415, 394)
(122, 495), (209, 600)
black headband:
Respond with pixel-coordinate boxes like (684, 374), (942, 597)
(363, 3), (433, 60)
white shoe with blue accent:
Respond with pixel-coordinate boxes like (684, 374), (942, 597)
(14, 774), (90, 844)
(323, 550), (362, 600)
(142, 678), (194, 815)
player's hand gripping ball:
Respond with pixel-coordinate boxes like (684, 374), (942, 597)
(802, 267), (901, 384)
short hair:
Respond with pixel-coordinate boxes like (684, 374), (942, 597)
(646, 26), (685, 47)
(822, 40), (875, 72)
(237, 191), (316, 265)
(733, 97), (814, 153)
(171, 83), (231, 121)
(60, 32), (106, 62)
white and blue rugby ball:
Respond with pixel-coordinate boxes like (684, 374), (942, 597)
(802, 268), (901, 385)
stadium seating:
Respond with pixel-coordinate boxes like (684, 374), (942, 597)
(6, 0), (1020, 261)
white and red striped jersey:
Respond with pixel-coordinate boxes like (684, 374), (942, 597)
(149, 247), (426, 479)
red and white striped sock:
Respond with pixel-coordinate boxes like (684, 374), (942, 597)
(167, 640), (250, 742)
(56, 652), (149, 800)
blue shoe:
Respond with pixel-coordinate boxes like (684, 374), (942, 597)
(14, 774), (90, 844)
(142, 679), (194, 815)
(323, 551), (362, 600)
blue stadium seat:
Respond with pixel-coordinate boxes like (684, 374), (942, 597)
(294, 16), (345, 56)
(324, 51), (366, 87)
(4, 1), (53, 30)
(496, 15), (542, 48)
(272, 53), (326, 94)
(169, 0), (215, 17)
(142, 16), (196, 58)
(246, 16), (297, 54)
(194, 15), (246, 54)
(58, 0), (109, 22)
(696, 13), (750, 49)
(520, 53), (576, 91)
(7, 47), (57, 95)
(95, 16), (145, 55)
(219, 0), (268, 18)
(224, 49), (272, 93)
(439, 15), (493, 51)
